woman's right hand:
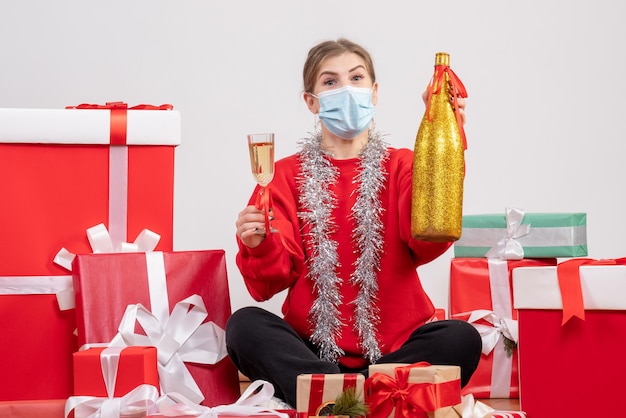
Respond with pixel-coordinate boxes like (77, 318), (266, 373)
(236, 205), (268, 248)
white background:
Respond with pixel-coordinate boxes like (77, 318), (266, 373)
(2, 1), (625, 315)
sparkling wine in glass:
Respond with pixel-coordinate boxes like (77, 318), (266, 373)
(248, 133), (275, 187)
(247, 133), (275, 234)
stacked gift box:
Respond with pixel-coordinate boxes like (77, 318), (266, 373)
(0, 103), (243, 416)
(512, 258), (626, 418)
(449, 207), (588, 403)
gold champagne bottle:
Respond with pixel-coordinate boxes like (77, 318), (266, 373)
(411, 52), (467, 242)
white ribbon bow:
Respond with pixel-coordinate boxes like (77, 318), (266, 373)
(460, 309), (518, 355)
(52, 223), (160, 310)
(65, 346), (159, 418)
(54, 223), (161, 271)
(461, 394), (496, 418)
(108, 294), (228, 404)
(485, 207), (531, 260)
(156, 379), (290, 418)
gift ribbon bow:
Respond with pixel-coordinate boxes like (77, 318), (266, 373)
(460, 394), (496, 418)
(108, 294), (228, 404)
(156, 379), (289, 418)
(64, 346), (159, 418)
(453, 309), (518, 355)
(65, 102), (174, 145)
(485, 208), (531, 260)
(557, 257), (626, 325)
(365, 362), (460, 418)
(425, 62), (468, 149)
(54, 223), (161, 271)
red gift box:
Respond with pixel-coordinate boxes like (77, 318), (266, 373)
(296, 374), (365, 418)
(73, 346), (159, 397)
(72, 250), (241, 407)
(0, 104), (179, 401)
(449, 258), (556, 398)
(0, 104), (180, 277)
(0, 276), (77, 401)
(513, 260), (626, 418)
(0, 399), (65, 418)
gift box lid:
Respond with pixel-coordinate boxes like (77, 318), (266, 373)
(0, 106), (181, 145)
(513, 264), (626, 310)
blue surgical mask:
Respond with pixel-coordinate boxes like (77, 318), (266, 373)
(313, 85), (375, 139)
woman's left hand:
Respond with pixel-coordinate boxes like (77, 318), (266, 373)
(422, 90), (466, 125)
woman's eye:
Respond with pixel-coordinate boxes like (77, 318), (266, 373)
(323, 78), (337, 86)
(352, 74), (364, 81)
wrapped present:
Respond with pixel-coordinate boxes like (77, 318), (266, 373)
(365, 362), (462, 417)
(512, 258), (626, 418)
(72, 249), (241, 407)
(460, 394), (525, 418)
(454, 208), (587, 258)
(296, 373), (365, 418)
(0, 102), (179, 277)
(449, 257), (556, 398)
(73, 346), (159, 397)
(0, 275), (77, 401)
(66, 345), (159, 418)
(0, 399), (65, 418)
(0, 103), (179, 401)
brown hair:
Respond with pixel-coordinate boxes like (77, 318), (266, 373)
(302, 38), (376, 94)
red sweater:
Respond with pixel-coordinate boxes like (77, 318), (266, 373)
(236, 147), (451, 369)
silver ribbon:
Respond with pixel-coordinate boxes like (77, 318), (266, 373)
(485, 208), (530, 260)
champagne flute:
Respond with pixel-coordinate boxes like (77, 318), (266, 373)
(247, 133), (276, 234)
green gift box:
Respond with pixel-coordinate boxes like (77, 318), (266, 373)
(454, 208), (587, 258)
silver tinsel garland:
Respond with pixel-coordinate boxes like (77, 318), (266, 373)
(297, 131), (389, 363)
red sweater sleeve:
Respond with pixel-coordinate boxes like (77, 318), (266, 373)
(235, 156), (305, 302)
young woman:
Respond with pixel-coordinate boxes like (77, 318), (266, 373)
(227, 38), (481, 407)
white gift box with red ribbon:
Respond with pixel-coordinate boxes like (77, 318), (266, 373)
(513, 261), (626, 417)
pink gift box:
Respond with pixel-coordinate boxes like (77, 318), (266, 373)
(449, 257), (555, 398)
(72, 250), (241, 407)
(513, 261), (626, 417)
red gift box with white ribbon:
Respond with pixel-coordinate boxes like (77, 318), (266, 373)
(66, 345), (160, 418)
(513, 258), (626, 418)
(72, 249), (241, 407)
(449, 257), (556, 398)
(0, 103), (179, 401)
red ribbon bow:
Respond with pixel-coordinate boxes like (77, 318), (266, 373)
(365, 362), (460, 418)
(65, 102), (173, 145)
(557, 257), (626, 325)
(425, 65), (468, 150)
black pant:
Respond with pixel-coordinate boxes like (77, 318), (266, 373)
(225, 306), (482, 407)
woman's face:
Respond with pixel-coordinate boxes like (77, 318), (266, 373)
(305, 52), (378, 112)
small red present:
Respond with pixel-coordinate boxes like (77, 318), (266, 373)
(296, 374), (365, 418)
(485, 412), (526, 417)
(0, 399), (65, 418)
(72, 250), (241, 407)
(365, 362), (462, 417)
(513, 259), (626, 418)
(449, 257), (556, 398)
(73, 346), (159, 397)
